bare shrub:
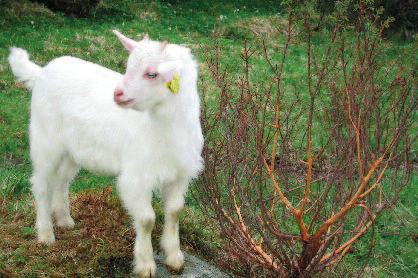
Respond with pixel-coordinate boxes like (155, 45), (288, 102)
(193, 1), (418, 277)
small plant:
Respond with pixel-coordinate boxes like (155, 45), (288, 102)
(194, 0), (417, 277)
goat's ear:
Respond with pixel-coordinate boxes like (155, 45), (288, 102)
(113, 30), (137, 52)
(157, 61), (182, 82)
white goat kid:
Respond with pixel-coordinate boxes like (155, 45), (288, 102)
(8, 30), (204, 277)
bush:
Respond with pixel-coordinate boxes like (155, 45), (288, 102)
(193, 1), (418, 277)
(377, 0), (418, 36)
(316, 0), (418, 38)
(31, 0), (100, 17)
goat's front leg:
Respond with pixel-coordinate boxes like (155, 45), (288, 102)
(161, 179), (188, 273)
(118, 175), (156, 278)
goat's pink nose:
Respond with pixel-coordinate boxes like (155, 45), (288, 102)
(114, 89), (124, 102)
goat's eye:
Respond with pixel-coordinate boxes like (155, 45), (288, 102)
(144, 72), (158, 79)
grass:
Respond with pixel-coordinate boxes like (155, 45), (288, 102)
(0, 0), (417, 277)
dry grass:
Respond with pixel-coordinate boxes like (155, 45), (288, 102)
(0, 189), (135, 277)
(0, 187), (226, 277)
(234, 16), (288, 37)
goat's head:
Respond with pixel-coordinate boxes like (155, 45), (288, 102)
(113, 30), (183, 112)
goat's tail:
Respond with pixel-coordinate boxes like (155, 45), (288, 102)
(8, 47), (42, 91)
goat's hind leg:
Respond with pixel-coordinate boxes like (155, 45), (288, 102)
(31, 150), (65, 244)
(31, 170), (55, 244)
(51, 157), (79, 228)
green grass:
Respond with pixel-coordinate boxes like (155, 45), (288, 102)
(337, 175), (418, 278)
(0, 0), (417, 277)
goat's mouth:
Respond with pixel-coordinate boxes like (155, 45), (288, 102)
(115, 98), (135, 107)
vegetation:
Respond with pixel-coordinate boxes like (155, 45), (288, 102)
(317, 0), (418, 38)
(1, 0), (417, 277)
(195, 1), (417, 276)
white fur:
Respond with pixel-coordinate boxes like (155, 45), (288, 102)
(8, 30), (204, 277)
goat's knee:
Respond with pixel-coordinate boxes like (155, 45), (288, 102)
(134, 211), (156, 235)
(161, 204), (183, 251)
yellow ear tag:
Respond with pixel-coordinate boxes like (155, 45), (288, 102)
(166, 73), (180, 95)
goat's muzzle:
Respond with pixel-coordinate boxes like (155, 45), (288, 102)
(114, 89), (134, 106)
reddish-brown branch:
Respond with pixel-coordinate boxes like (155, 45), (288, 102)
(215, 198), (285, 274)
(313, 156), (384, 241)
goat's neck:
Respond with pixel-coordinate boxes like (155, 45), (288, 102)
(149, 96), (199, 131)
(149, 62), (200, 133)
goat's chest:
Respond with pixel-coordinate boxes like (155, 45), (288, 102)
(124, 125), (197, 173)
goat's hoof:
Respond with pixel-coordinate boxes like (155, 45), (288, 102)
(167, 264), (184, 275)
(134, 262), (156, 278)
(55, 216), (75, 228)
(37, 232), (55, 245)
(136, 273), (155, 278)
(166, 251), (184, 274)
